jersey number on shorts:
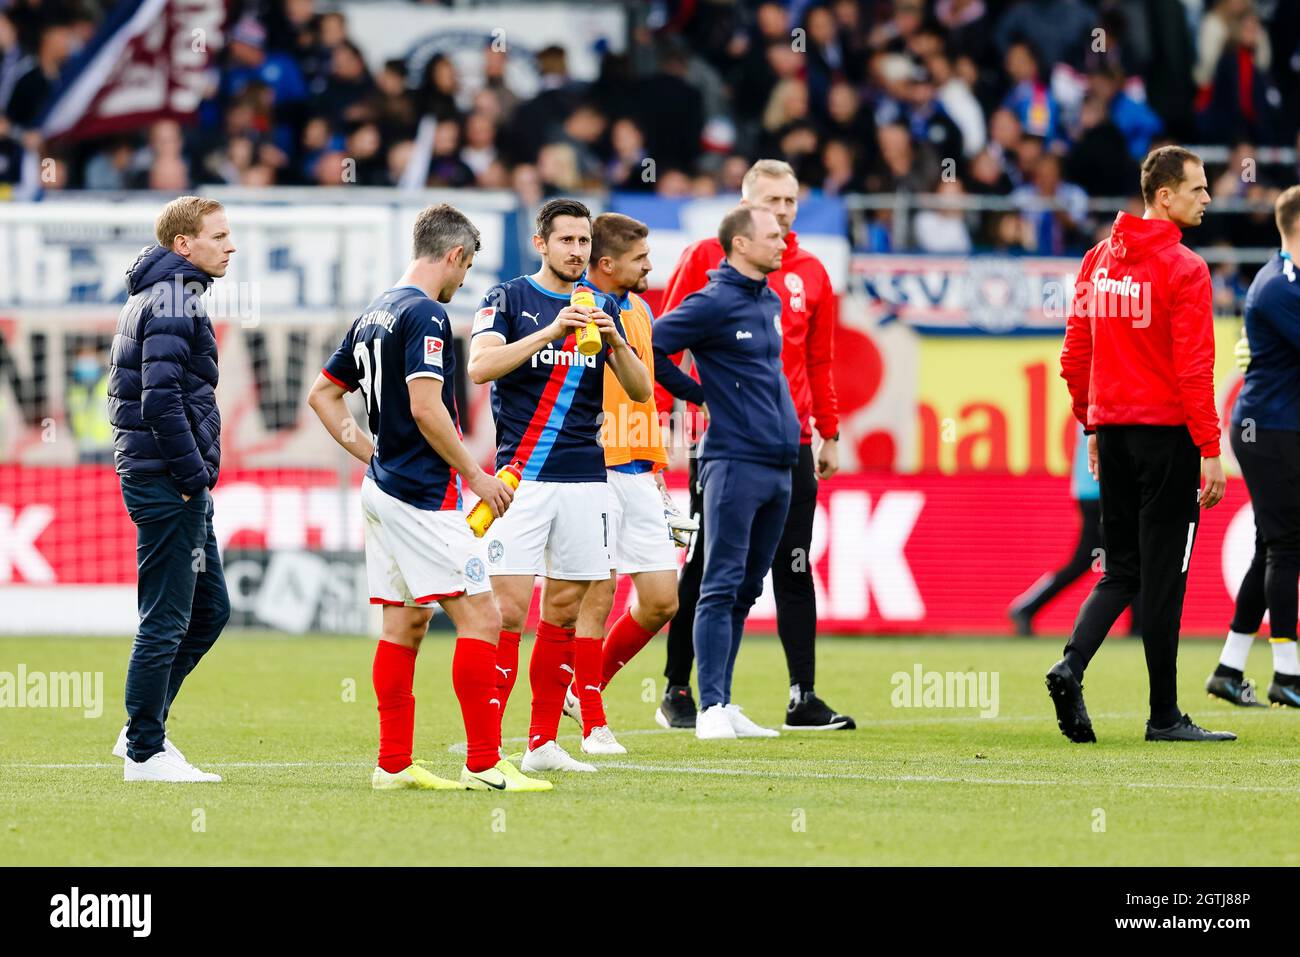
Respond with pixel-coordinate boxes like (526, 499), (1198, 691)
(353, 338), (384, 418)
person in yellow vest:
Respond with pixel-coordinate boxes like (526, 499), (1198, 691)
(67, 346), (114, 464)
(544, 212), (697, 755)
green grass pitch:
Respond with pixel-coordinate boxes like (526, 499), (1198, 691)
(1, 632), (1296, 866)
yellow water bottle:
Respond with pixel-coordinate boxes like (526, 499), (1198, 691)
(466, 460), (523, 537)
(571, 287), (603, 356)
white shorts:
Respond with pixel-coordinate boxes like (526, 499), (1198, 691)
(484, 480), (611, 580)
(361, 476), (491, 605)
(607, 469), (678, 574)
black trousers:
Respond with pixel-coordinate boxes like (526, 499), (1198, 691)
(1229, 425), (1300, 639)
(1063, 425), (1200, 723)
(1014, 498), (1143, 634)
(665, 443), (819, 690)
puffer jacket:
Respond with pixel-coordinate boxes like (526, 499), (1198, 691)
(108, 245), (221, 495)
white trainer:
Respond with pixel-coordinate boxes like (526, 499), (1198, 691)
(112, 723), (188, 763)
(725, 703), (780, 738)
(123, 751), (220, 783)
(520, 740), (597, 772)
(581, 725), (627, 755)
(562, 683), (583, 727)
(696, 703), (737, 740)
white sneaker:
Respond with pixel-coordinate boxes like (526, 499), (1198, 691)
(581, 725), (627, 755)
(123, 751), (220, 783)
(112, 723), (188, 764)
(520, 740), (597, 772)
(725, 703), (780, 738)
(696, 703), (737, 740)
(562, 683), (583, 727)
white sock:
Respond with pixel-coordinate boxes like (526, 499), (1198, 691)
(1271, 638), (1300, 676)
(1219, 630), (1255, 671)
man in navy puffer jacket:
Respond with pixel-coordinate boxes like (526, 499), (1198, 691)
(653, 206), (800, 741)
(108, 196), (235, 782)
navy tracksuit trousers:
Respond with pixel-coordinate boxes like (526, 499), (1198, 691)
(693, 458), (793, 709)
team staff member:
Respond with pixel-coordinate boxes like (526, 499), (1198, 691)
(109, 196), (233, 782)
(1208, 186), (1300, 708)
(653, 206), (800, 741)
(1051, 145), (1235, 744)
(654, 159), (853, 732)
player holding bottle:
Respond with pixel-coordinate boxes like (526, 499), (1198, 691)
(308, 203), (551, 792)
(468, 198), (651, 773)
(557, 213), (696, 751)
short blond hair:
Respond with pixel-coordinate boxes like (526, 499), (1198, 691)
(741, 159), (796, 199)
(1276, 185), (1300, 238)
(155, 196), (224, 249)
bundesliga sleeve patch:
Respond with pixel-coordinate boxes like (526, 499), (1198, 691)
(424, 336), (444, 367)
(472, 306), (496, 335)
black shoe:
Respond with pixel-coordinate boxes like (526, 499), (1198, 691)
(1206, 674), (1265, 707)
(1009, 607), (1034, 637)
(655, 685), (698, 729)
(1267, 681), (1300, 708)
(1045, 659), (1096, 743)
(783, 692), (856, 730)
(1145, 713), (1236, 741)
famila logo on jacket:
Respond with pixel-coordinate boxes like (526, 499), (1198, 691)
(530, 344), (597, 369)
(1091, 267), (1143, 300)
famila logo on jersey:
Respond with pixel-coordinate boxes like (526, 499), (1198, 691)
(530, 344), (597, 369)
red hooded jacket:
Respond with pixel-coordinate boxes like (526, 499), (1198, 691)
(1060, 211), (1220, 457)
(654, 231), (839, 444)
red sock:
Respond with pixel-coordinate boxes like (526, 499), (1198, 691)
(601, 611), (659, 688)
(453, 636), (501, 773)
(527, 620), (573, 751)
(574, 636), (608, 735)
(495, 630), (521, 715)
(373, 640), (418, 774)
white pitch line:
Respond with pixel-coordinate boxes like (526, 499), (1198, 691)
(4, 757), (1297, 794)
(596, 761), (1300, 794)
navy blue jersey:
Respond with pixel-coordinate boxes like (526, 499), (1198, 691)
(322, 285), (462, 510)
(471, 275), (626, 482)
(1235, 252), (1300, 432)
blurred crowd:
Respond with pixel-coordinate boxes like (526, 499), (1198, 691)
(2, 0), (1299, 269)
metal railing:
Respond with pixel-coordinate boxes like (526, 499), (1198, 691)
(842, 192), (1279, 265)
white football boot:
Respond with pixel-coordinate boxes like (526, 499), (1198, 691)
(696, 703), (737, 740)
(520, 740), (597, 773)
(724, 703), (780, 738)
(581, 725), (627, 755)
(562, 683), (583, 727)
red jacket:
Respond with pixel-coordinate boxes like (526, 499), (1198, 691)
(1060, 211), (1220, 457)
(655, 231), (839, 444)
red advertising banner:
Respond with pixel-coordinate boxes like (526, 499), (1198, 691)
(0, 465), (1256, 636)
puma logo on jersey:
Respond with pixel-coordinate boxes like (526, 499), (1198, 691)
(531, 346), (597, 369)
(496, 666), (512, 677)
(521, 310), (540, 324)
(735, 330), (753, 340)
